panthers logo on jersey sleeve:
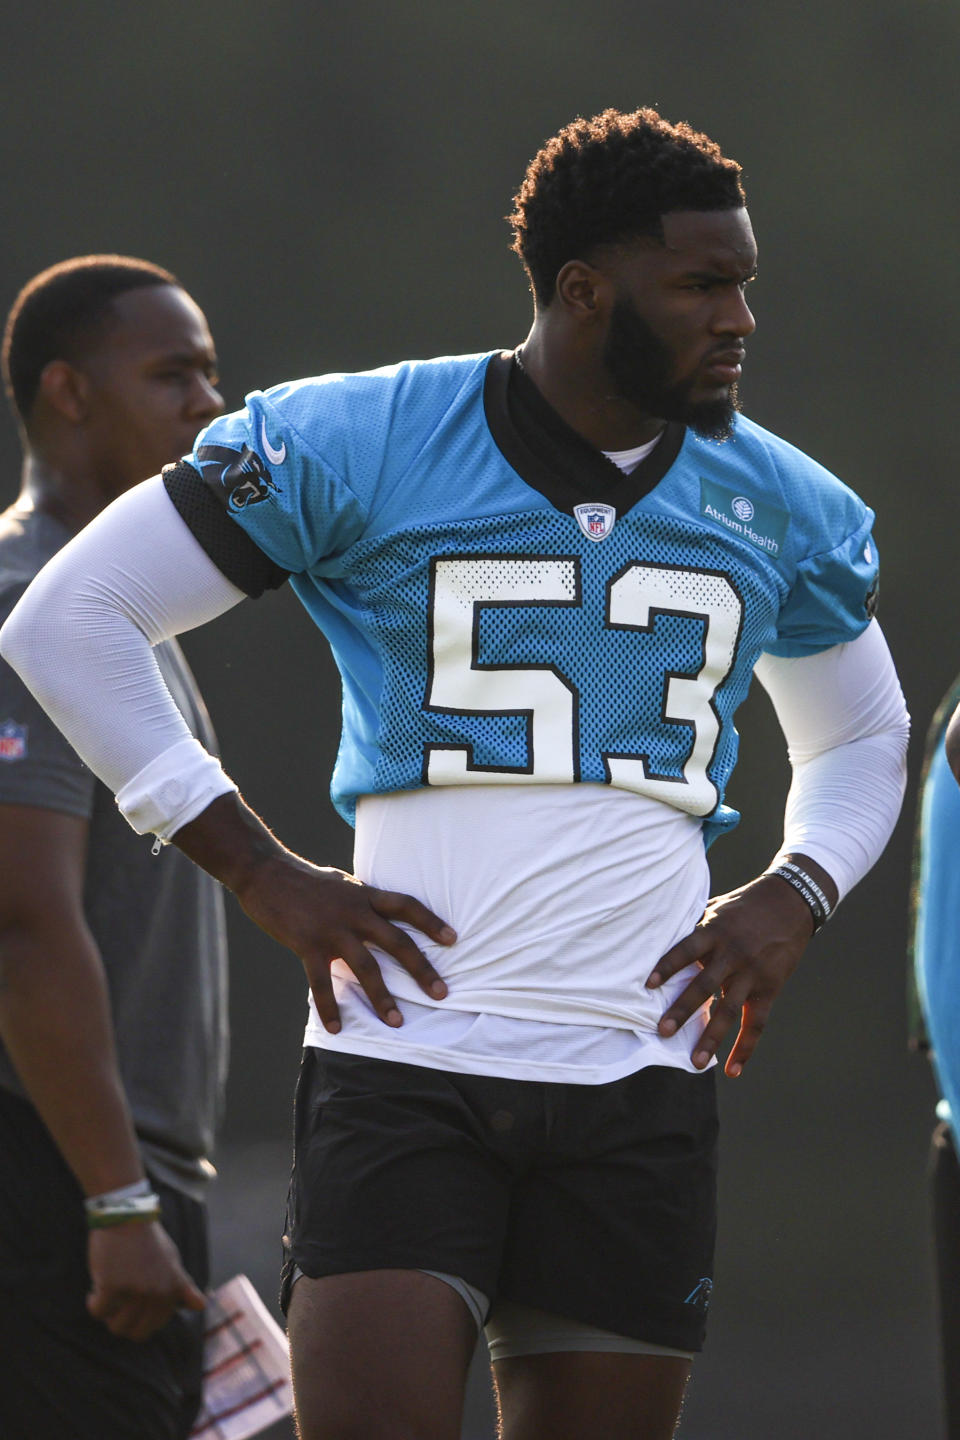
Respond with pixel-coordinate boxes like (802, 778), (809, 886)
(194, 443), (281, 511)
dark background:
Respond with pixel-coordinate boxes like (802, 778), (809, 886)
(2, 3), (956, 1435)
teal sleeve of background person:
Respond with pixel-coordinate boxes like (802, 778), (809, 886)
(914, 735), (960, 1148)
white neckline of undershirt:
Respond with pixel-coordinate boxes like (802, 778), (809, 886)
(602, 431), (663, 473)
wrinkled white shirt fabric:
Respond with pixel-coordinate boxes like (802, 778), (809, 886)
(0, 477), (909, 1082)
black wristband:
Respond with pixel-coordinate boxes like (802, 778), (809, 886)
(766, 865), (829, 933)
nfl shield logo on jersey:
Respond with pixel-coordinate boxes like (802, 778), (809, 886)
(574, 503), (616, 542)
(0, 720), (27, 762)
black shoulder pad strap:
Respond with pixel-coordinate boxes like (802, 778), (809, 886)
(162, 461), (289, 598)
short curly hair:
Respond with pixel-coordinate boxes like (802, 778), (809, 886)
(3, 254), (177, 428)
(509, 108), (746, 309)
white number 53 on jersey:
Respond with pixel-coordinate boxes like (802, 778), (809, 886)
(423, 555), (743, 817)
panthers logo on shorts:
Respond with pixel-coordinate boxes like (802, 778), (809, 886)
(683, 1277), (713, 1311)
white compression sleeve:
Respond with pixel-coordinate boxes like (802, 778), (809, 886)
(0, 476), (247, 837)
(754, 621), (910, 899)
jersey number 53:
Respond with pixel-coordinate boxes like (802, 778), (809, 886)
(423, 555), (743, 817)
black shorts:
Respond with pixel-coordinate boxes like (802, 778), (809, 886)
(0, 1087), (209, 1440)
(282, 1048), (718, 1354)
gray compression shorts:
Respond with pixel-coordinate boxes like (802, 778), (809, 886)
(292, 1266), (693, 1362)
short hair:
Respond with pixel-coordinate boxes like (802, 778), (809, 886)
(2, 254), (177, 426)
(509, 107), (746, 309)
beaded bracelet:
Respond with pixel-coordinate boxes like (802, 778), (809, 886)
(765, 861), (832, 933)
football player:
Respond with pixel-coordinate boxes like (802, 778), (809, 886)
(1, 111), (909, 1440)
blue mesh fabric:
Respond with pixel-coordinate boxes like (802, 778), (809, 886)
(313, 507), (776, 830)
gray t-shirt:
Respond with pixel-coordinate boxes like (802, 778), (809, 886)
(0, 500), (228, 1200)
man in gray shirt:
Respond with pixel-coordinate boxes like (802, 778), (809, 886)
(0, 256), (227, 1439)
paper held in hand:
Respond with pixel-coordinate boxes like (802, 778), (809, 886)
(189, 1273), (294, 1439)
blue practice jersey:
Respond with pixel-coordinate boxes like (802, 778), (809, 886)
(167, 350), (878, 839)
(912, 682), (960, 1143)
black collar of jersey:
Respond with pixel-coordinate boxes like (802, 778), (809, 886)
(483, 351), (685, 517)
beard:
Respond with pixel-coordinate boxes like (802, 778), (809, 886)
(601, 297), (739, 441)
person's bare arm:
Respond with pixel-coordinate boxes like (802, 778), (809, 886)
(172, 791), (456, 1033)
(647, 852), (837, 1077)
(0, 804), (204, 1340)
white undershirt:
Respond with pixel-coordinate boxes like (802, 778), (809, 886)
(0, 476), (910, 1082)
(601, 435), (663, 471)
